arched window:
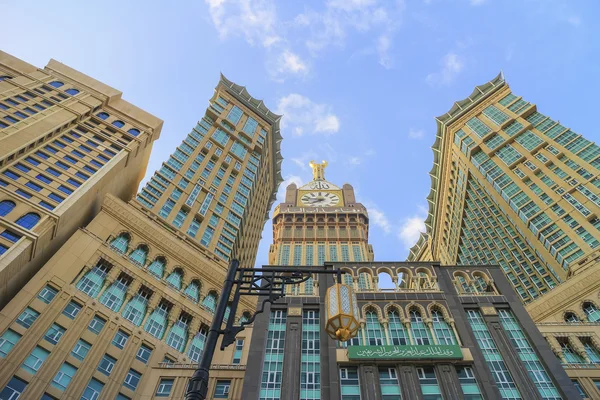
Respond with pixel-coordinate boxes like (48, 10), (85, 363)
(559, 338), (585, 364)
(99, 277), (129, 312)
(188, 327), (208, 362)
(112, 120), (125, 128)
(431, 309), (456, 345)
(0, 76), (12, 81)
(472, 274), (488, 292)
(128, 128), (140, 137)
(15, 213), (40, 229)
(129, 245), (148, 267)
(564, 312), (580, 323)
(122, 293), (148, 326)
(202, 292), (217, 313)
(49, 81), (64, 88)
(398, 270), (411, 289)
(583, 302), (600, 322)
(76, 262), (109, 298)
(343, 273), (353, 286)
(166, 269), (183, 290)
(96, 112), (109, 120)
(455, 274), (471, 293)
(364, 310), (385, 345)
(238, 312), (252, 325)
(144, 303), (169, 339)
(184, 280), (200, 302)
(166, 315), (189, 352)
(358, 272), (372, 291)
(147, 257), (165, 279)
(409, 309), (431, 345)
(65, 88), (79, 96)
(387, 309), (408, 345)
(110, 233), (130, 254)
(0, 200), (16, 216)
(223, 305), (231, 323)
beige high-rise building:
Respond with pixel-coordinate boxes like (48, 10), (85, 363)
(408, 73), (600, 397)
(0, 51), (163, 308)
(0, 74), (283, 399)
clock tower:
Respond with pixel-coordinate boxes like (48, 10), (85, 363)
(269, 161), (374, 293)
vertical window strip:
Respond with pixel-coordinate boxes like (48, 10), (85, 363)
(260, 310), (287, 400)
(301, 311), (320, 400)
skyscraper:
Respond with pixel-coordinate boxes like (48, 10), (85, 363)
(0, 74), (282, 399)
(408, 72), (599, 304)
(0, 51), (163, 308)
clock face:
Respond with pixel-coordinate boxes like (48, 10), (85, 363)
(300, 192), (340, 207)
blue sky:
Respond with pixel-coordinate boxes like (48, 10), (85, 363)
(4, 0), (599, 267)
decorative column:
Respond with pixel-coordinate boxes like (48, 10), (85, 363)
(360, 322), (366, 345)
(372, 276), (379, 291)
(353, 276), (359, 292)
(544, 334), (566, 363)
(391, 276), (398, 291)
(404, 320), (414, 345)
(74, 264), (91, 284)
(569, 335), (591, 363)
(426, 319), (438, 345)
(449, 320), (463, 346)
(382, 321), (391, 345)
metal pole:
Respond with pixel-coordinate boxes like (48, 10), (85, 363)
(185, 259), (239, 400)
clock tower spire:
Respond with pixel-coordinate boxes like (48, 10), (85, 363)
(309, 160), (328, 181)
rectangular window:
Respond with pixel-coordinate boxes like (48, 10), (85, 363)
(259, 311), (287, 400)
(214, 380), (231, 398)
(456, 366), (483, 400)
(1, 377), (28, 399)
(301, 311), (320, 400)
(0, 329), (21, 358)
(98, 354), (116, 376)
(227, 106), (243, 125)
(232, 339), (244, 364)
(417, 367), (442, 400)
(156, 378), (174, 397)
(38, 285), (58, 304)
(71, 339), (92, 361)
(22, 345), (50, 375)
(112, 330), (129, 349)
(88, 315), (106, 334)
(123, 369), (142, 391)
(81, 378), (104, 400)
(482, 105), (510, 125)
(44, 324), (66, 345)
(17, 307), (40, 328)
(62, 301), (81, 319)
(340, 366), (360, 400)
(52, 362), (77, 391)
(379, 367), (401, 400)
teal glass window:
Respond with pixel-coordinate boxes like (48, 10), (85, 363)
(358, 272), (372, 290)
(466, 117), (491, 138)
(156, 378), (174, 397)
(482, 105), (510, 125)
(515, 130), (544, 152)
(71, 339), (92, 361)
(242, 117), (258, 136)
(112, 330), (129, 350)
(81, 378), (104, 400)
(22, 345), (50, 375)
(582, 338), (600, 363)
(148, 257), (166, 279)
(343, 273), (353, 286)
(0, 377), (28, 399)
(466, 310), (521, 399)
(379, 367), (401, 400)
(52, 362), (77, 391)
(417, 367), (442, 400)
(260, 310), (286, 399)
(340, 366), (360, 400)
(0, 329), (21, 358)
(45, 324), (65, 345)
(166, 317), (189, 352)
(144, 304), (169, 339)
(37, 285), (58, 304)
(232, 338), (244, 364)
(166, 269), (183, 290)
(129, 245), (148, 267)
(227, 106), (243, 125)
(136, 344), (153, 363)
(214, 380), (231, 398)
(301, 311), (320, 400)
(202, 292), (217, 313)
(560, 338), (585, 364)
(410, 310), (431, 345)
(499, 93), (517, 106)
(98, 354), (116, 376)
(364, 310), (385, 345)
(431, 310), (456, 345)
(99, 278), (129, 312)
(456, 366), (483, 400)
(572, 379), (587, 398)
(184, 280), (201, 302)
(110, 232), (130, 254)
(88, 316), (106, 334)
(17, 307), (40, 328)
(188, 327), (208, 362)
(123, 369), (141, 391)
(122, 294), (149, 326)
(583, 302), (600, 322)
(76, 263), (108, 298)
(498, 310), (560, 399)
(387, 310), (409, 345)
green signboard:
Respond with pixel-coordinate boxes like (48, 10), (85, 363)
(347, 345), (463, 360)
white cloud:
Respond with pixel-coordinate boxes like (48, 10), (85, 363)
(369, 207), (392, 234)
(275, 50), (309, 75)
(408, 128), (425, 139)
(567, 16), (581, 27)
(469, 0), (487, 5)
(277, 94), (340, 136)
(426, 52), (464, 86)
(349, 157), (361, 165)
(290, 150), (318, 170)
(397, 206), (427, 248)
(276, 174), (304, 204)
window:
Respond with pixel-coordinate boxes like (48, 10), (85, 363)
(188, 327), (208, 362)
(136, 344), (152, 363)
(202, 292), (217, 313)
(15, 213), (41, 229)
(364, 310), (385, 345)
(379, 367), (401, 400)
(123, 369), (141, 391)
(112, 120), (125, 128)
(22, 346), (50, 375)
(340, 367), (360, 400)
(456, 366), (483, 400)
(113, 330), (129, 349)
(387, 310), (409, 345)
(572, 380), (587, 398)
(145, 305), (169, 339)
(17, 307), (40, 328)
(71, 339), (92, 361)
(409, 310), (431, 345)
(98, 354), (117, 376)
(214, 380), (231, 398)
(148, 258), (165, 279)
(25, 181), (42, 192)
(52, 362), (77, 391)
(0, 200), (15, 216)
(166, 317), (189, 352)
(0, 230), (22, 242)
(227, 106), (243, 125)
(156, 378), (174, 397)
(129, 245), (148, 266)
(62, 301), (82, 319)
(0, 329), (21, 358)
(45, 324), (66, 345)
(417, 367), (442, 400)
(88, 315), (106, 334)
(583, 302), (600, 322)
(166, 269), (183, 290)
(232, 339), (244, 364)
(0, 377), (28, 399)
(49, 81), (64, 88)
(81, 378), (103, 400)
(301, 311), (320, 400)
(128, 128), (140, 136)
(431, 309), (456, 345)
(260, 310), (287, 399)
(110, 233), (130, 254)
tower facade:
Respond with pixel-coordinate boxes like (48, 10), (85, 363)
(0, 75), (282, 399)
(0, 51), (163, 308)
(408, 73), (599, 304)
(269, 161), (374, 283)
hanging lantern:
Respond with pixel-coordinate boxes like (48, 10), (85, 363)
(325, 283), (360, 342)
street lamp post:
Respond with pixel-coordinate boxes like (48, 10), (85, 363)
(184, 259), (357, 400)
